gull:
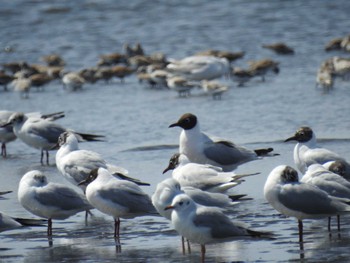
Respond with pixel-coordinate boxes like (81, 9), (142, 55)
(10, 76), (31, 98)
(165, 194), (272, 262)
(78, 168), (158, 238)
(0, 111), (17, 157)
(152, 177), (244, 220)
(163, 153), (258, 193)
(2, 112), (104, 165)
(166, 56), (230, 81)
(55, 131), (146, 192)
(152, 177), (246, 253)
(18, 170), (92, 236)
(0, 110), (65, 158)
(301, 163), (350, 231)
(169, 113), (276, 171)
(285, 126), (350, 178)
(264, 165), (350, 243)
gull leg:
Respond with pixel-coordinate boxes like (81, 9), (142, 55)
(47, 218), (52, 236)
(46, 150), (50, 165)
(181, 236), (185, 254)
(114, 218), (120, 238)
(1, 143), (6, 157)
(41, 150), (44, 165)
(187, 239), (191, 254)
(298, 219), (303, 243)
(201, 244), (206, 263)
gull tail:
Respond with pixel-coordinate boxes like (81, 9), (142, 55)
(228, 194), (253, 202)
(113, 172), (151, 186)
(0, 190), (13, 196)
(246, 228), (275, 239)
(254, 147), (279, 156)
(231, 172), (260, 181)
(41, 111), (65, 121)
(14, 217), (47, 227)
(75, 132), (106, 142)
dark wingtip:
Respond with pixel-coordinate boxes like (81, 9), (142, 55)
(254, 147), (274, 156)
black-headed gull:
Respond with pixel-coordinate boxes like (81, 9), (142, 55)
(165, 194), (272, 262)
(169, 113), (276, 172)
(163, 153), (259, 192)
(55, 131), (146, 192)
(78, 168), (158, 238)
(2, 112), (104, 165)
(18, 170), (92, 236)
(301, 163), (350, 231)
(264, 165), (350, 243)
(152, 177), (245, 253)
(152, 177), (243, 220)
(285, 126), (350, 178)
(0, 110), (64, 158)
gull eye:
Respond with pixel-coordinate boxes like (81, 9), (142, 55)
(179, 201), (184, 206)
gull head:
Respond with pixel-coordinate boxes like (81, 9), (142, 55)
(163, 153), (180, 174)
(164, 194), (195, 213)
(169, 113), (197, 130)
(284, 126), (314, 143)
(325, 160), (347, 177)
(55, 131), (78, 149)
(1, 112), (25, 127)
(280, 166), (299, 183)
(78, 168), (99, 186)
(21, 170), (48, 187)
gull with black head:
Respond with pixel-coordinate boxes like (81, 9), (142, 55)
(285, 126), (350, 179)
(264, 165), (350, 243)
(169, 113), (276, 172)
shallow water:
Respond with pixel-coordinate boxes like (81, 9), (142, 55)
(1, 0), (350, 262)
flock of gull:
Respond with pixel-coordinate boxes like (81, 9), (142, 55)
(1, 33), (349, 101)
(1, 109), (350, 262)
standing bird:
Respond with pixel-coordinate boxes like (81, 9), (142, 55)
(18, 170), (92, 236)
(165, 194), (272, 263)
(55, 131), (144, 192)
(62, 72), (85, 91)
(301, 163), (350, 231)
(247, 59), (279, 81)
(0, 111), (17, 157)
(1, 112), (104, 165)
(78, 168), (157, 239)
(169, 113), (276, 171)
(285, 126), (350, 179)
(264, 165), (350, 243)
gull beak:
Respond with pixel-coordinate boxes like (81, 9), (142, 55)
(50, 142), (60, 150)
(284, 135), (297, 142)
(0, 122), (12, 128)
(168, 122), (179, 128)
(78, 178), (89, 186)
(162, 164), (172, 174)
(164, 205), (174, 211)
